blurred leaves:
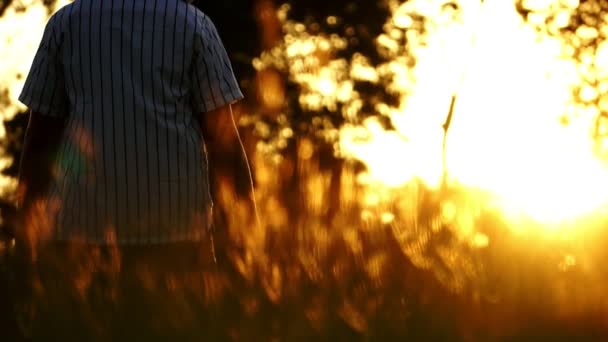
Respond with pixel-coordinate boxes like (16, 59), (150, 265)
(248, 0), (402, 158)
(0, 0), (58, 16)
(0, 0), (9, 16)
(517, 0), (608, 155)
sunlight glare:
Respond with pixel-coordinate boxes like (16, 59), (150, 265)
(341, 0), (608, 225)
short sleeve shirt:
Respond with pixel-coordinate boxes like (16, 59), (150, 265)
(19, 0), (243, 244)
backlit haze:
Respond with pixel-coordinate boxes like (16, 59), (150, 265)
(4, 0), (608, 336)
(335, 0), (608, 226)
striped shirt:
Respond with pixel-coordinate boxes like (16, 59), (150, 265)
(18, 0), (243, 244)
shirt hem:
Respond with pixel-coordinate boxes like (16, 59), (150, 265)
(194, 90), (244, 113)
(18, 93), (67, 118)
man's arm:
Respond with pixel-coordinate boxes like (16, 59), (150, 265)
(197, 104), (260, 226)
(16, 111), (66, 214)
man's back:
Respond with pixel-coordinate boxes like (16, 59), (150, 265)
(19, 0), (243, 244)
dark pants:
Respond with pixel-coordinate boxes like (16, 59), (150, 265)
(15, 239), (222, 341)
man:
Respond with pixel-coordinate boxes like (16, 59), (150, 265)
(16, 0), (257, 338)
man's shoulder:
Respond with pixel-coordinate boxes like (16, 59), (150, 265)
(49, 1), (75, 21)
(182, 1), (204, 17)
(180, 3), (213, 31)
(39, 2), (75, 44)
(45, 1), (80, 34)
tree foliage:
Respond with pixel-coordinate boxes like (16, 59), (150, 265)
(516, 0), (608, 154)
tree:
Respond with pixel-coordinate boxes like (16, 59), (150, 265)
(516, 0), (608, 155)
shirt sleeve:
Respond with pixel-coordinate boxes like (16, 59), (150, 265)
(18, 11), (68, 118)
(191, 14), (244, 113)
